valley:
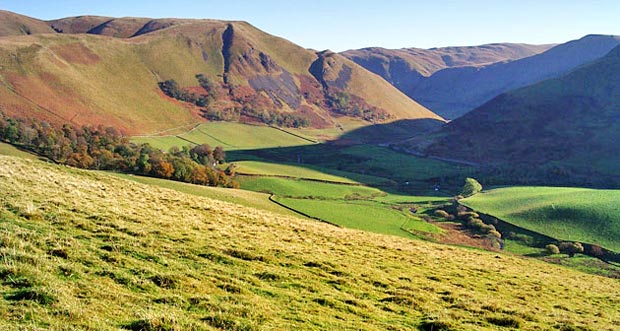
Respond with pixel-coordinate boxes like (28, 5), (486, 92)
(1, 7), (620, 331)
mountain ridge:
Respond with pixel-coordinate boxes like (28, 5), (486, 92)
(345, 35), (620, 119)
(0, 11), (441, 135)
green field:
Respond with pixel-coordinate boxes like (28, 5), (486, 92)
(276, 198), (439, 238)
(110, 174), (298, 217)
(238, 176), (384, 199)
(234, 161), (390, 185)
(461, 186), (620, 251)
(133, 122), (316, 151)
(0, 142), (38, 159)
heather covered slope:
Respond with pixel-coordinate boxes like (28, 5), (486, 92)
(408, 44), (620, 186)
(1, 155), (620, 330)
(0, 12), (441, 135)
(0, 10), (56, 36)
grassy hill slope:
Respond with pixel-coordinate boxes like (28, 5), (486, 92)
(410, 44), (620, 186)
(1, 155), (620, 330)
(0, 11), (442, 135)
(0, 10), (56, 36)
(462, 186), (620, 251)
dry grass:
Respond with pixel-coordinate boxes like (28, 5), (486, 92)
(1, 155), (619, 330)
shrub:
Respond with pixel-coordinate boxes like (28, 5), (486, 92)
(487, 230), (502, 239)
(545, 244), (560, 255)
(434, 210), (450, 218)
(461, 177), (482, 197)
(467, 218), (485, 230)
(559, 242), (584, 257)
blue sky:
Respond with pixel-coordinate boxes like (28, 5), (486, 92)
(2, 0), (619, 51)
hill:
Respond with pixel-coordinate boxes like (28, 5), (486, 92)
(462, 186), (620, 251)
(0, 10), (56, 36)
(2, 155), (620, 330)
(346, 35), (620, 119)
(342, 43), (553, 99)
(0, 11), (442, 135)
(405, 44), (620, 186)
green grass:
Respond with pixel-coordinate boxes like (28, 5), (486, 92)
(2, 155), (620, 330)
(110, 173), (298, 217)
(238, 176), (385, 199)
(462, 186), (620, 251)
(0, 142), (38, 159)
(338, 145), (473, 183)
(133, 122), (316, 151)
(234, 161), (389, 185)
(276, 198), (440, 238)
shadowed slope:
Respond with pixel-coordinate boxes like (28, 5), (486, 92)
(406, 44), (620, 186)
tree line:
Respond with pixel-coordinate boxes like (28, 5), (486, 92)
(0, 112), (237, 188)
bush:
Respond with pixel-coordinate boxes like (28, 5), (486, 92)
(487, 230), (502, 239)
(545, 244), (560, 255)
(559, 242), (584, 257)
(434, 210), (450, 218)
(457, 211), (479, 221)
(467, 218), (485, 230)
(461, 177), (482, 197)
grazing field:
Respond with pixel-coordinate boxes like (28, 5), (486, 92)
(110, 173), (298, 217)
(2, 155), (619, 330)
(336, 145), (474, 183)
(461, 186), (620, 251)
(0, 142), (38, 159)
(133, 122), (316, 151)
(275, 197), (440, 238)
(238, 176), (384, 199)
(234, 161), (389, 185)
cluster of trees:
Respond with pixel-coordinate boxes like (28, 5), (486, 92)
(545, 242), (584, 257)
(159, 74), (217, 107)
(162, 75), (310, 128)
(327, 91), (391, 122)
(0, 113), (237, 188)
(202, 105), (309, 128)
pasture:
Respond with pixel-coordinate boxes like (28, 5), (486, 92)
(461, 186), (620, 251)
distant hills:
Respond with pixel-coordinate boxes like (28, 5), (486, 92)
(403, 44), (620, 186)
(0, 11), (441, 134)
(344, 35), (620, 119)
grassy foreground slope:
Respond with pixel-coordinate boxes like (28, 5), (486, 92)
(461, 186), (620, 251)
(1, 156), (620, 330)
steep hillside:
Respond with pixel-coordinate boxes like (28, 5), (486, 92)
(412, 35), (620, 118)
(342, 43), (552, 95)
(346, 36), (620, 119)
(0, 10), (56, 36)
(2, 155), (620, 330)
(0, 12), (441, 135)
(407, 44), (620, 186)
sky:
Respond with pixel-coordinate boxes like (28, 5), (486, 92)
(2, 0), (619, 51)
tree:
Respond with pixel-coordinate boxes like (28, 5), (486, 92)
(559, 242), (584, 258)
(461, 177), (482, 197)
(545, 244), (560, 255)
(213, 146), (226, 164)
(150, 157), (175, 179)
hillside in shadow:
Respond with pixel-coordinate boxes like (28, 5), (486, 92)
(227, 119), (475, 195)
